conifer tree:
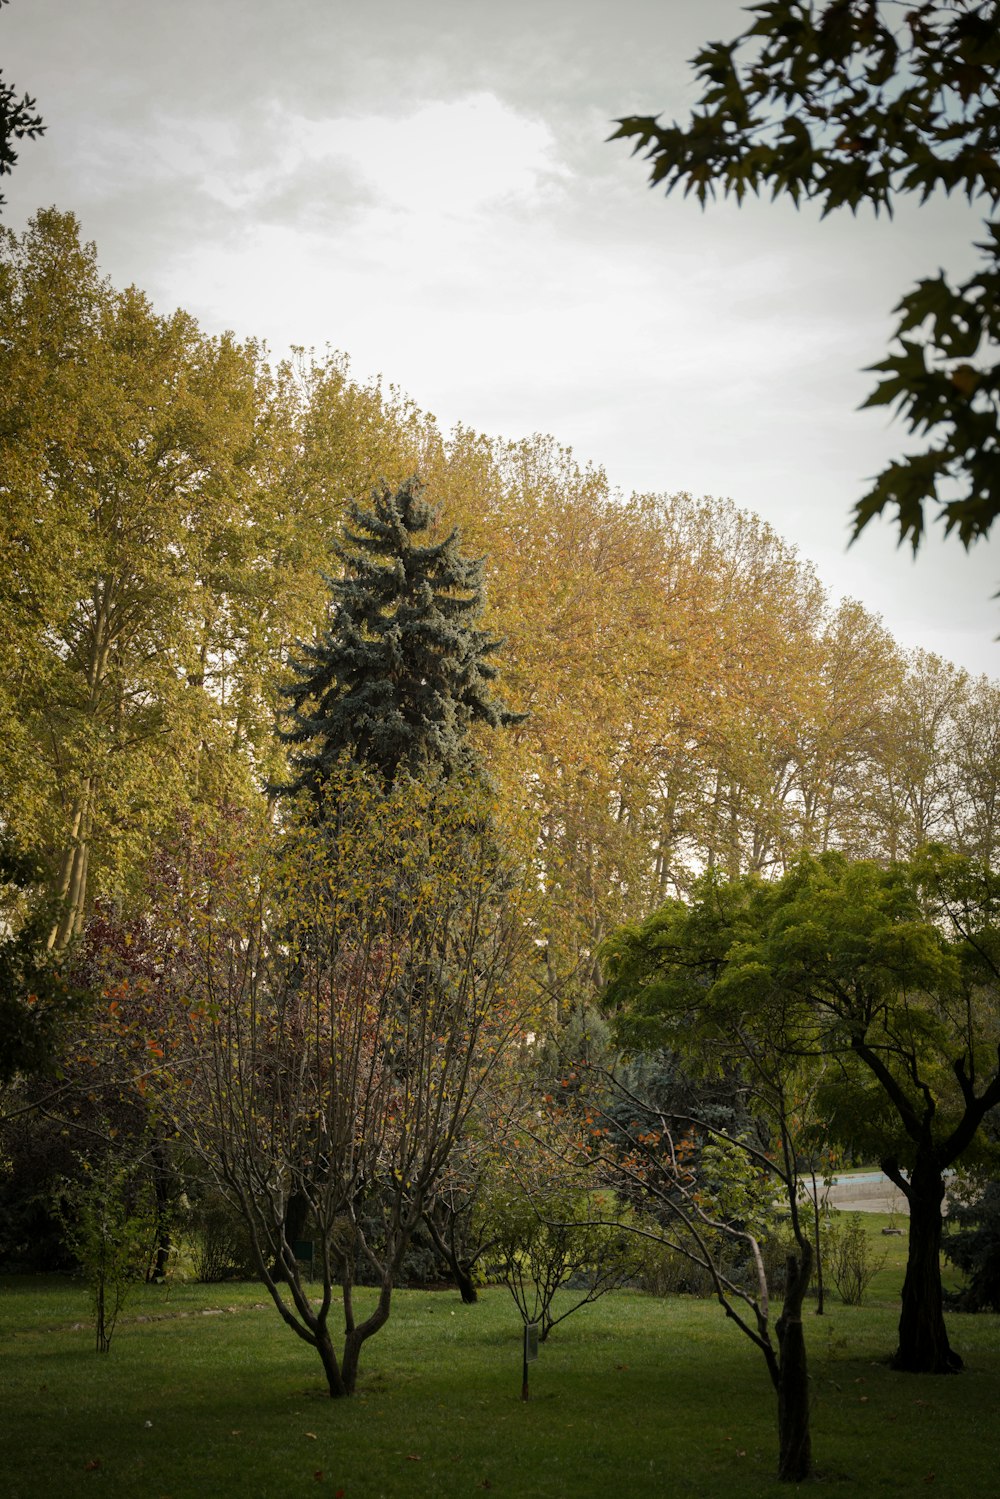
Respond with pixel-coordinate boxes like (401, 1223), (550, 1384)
(278, 476), (521, 799)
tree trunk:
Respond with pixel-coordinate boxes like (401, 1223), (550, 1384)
(342, 1328), (366, 1395)
(810, 1167), (825, 1316)
(48, 783), (93, 950)
(95, 1274), (109, 1353)
(149, 1138), (173, 1282)
(891, 1160), (961, 1373)
(423, 1202), (480, 1303)
(776, 1249), (812, 1482)
(316, 1329), (348, 1398)
(455, 1264), (479, 1305)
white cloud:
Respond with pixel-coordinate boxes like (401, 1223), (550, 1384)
(3, 0), (997, 676)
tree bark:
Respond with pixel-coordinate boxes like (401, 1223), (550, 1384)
(776, 1248), (812, 1482)
(424, 1204), (479, 1303)
(148, 1137), (174, 1282)
(454, 1264), (479, 1305)
(48, 783), (93, 950)
(341, 1329), (363, 1395)
(316, 1328), (348, 1398)
(810, 1167), (825, 1316)
(891, 1159), (961, 1373)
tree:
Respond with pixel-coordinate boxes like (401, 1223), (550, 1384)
(0, 0), (44, 211)
(471, 1078), (646, 1346)
(766, 850), (1000, 1373)
(603, 849), (1000, 1373)
(944, 1178), (1000, 1312)
(534, 1052), (817, 1482)
(488, 1173), (641, 1345)
(54, 1143), (158, 1353)
(613, 0), (1000, 557)
(0, 212), (296, 944)
(600, 888), (831, 1480)
(421, 1123), (503, 1304)
(272, 472), (526, 1266)
(277, 475), (522, 798)
(167, 769), (530, 1397)
(2, 221), (442, 945)
(863, 651), (966, 862)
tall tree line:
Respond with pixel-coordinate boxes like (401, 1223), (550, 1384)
(2, 210), (998, 977)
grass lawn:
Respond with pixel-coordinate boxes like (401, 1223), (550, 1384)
(3, 1241), (999, 1499)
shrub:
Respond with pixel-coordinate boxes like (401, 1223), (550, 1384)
(944, 1180), (1000, 1312)
(826, 1213), (886, 1306)
(191, 1193), (257, 1283)
(56, 1150), (158, 1350)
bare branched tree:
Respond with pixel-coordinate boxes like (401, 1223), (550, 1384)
(170, 772), (531, 1396)
(534, 1059), (815, 1483)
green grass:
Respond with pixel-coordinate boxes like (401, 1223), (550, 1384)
(3, 1262), (1000, 1499)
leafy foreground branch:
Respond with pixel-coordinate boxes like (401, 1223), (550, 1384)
(163, 771), (532, 1396)
(612, 0), (1000, 559)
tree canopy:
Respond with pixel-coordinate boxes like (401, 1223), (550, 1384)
(612, 0), (1000, 558)
(0, 213), (443, 943)
(602, 846), (1000, 1372)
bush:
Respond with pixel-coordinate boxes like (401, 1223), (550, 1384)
(56, 1150), (158, 1351)
(636, 1241), (714, 1297)
(944, 1180), (1000, 1312)
(826, 1214), (886, 1306)
(484, 1181), (644, 1339)
(191, 1193), (257, 1283)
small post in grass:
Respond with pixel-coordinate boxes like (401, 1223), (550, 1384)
(521, 1321), (539, 1400)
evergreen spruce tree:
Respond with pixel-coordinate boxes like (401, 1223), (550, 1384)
(278, 476), (521, 801)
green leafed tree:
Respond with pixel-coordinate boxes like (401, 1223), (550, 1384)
(612, 0), (1000, 557)
(0, 212), (358, 945)
(602, 847), (1000, 1375)
(277, 475), (523, 799)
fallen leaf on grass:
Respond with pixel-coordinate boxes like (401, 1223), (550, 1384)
(84, 1459), (101, 1472)
(406, 1454), (422, 1462)
(305, 1432), (318, 1440)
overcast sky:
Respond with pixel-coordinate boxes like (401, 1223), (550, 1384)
(4, 0), (997, 679)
